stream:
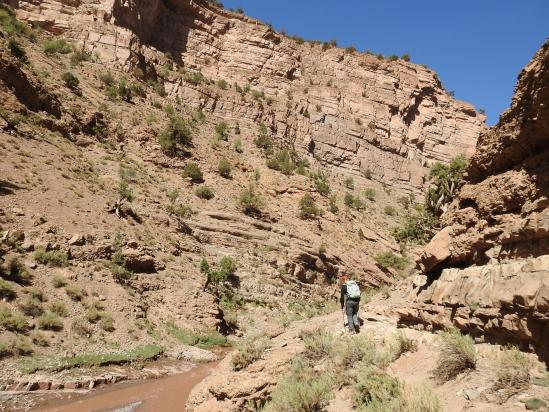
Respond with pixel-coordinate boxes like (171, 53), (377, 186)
(28, 360), (218, 412)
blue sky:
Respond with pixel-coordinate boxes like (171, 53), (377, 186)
(221, 0), (548, 125)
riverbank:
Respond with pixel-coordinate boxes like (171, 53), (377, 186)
(0, 347), (223, 411)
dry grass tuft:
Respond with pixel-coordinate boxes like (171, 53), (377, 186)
(433, 327), (476, 382)
(492, 347), (531, 403)
(391, 330), (418, 360)
(300, 327), (334, 361)
(231, 336), (270, 371)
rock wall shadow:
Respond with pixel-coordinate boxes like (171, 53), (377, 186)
(112, 0), (205, 65)
(0, 180), (21, 195)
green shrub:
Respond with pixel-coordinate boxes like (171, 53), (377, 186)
(311, 170), (330, 196)
(70, 49), (90, 66)
(11, 338), (33, 356)
(251, 89), (265, 100)
(216, 79), (228, 90)
(195, 186), (214, 200)
(208, 256), (238, 284)
(116, 77), (133, 102)
(238, 185), (264, 215)
(158, 116), (192, 155)
(182, 162), (203, 183)
(52, 274), (68, 288)
(43, 39), (72, 55)
(375, 252), (410, 271)
(18, 297), (43, 317)
(0, 306), (28, 332)
(167, 203), (192, 219)
(267, 149), (297, 175)
(37, 311), (63, 331)
(215, 121), (229, 140)
(166, 322), (228, 348)
(34, 248), (68, 267)
(27, 288), (45, 302)
(0, 5), (32, 37)
(48, 301), (68, 317)
(3, 256), (31, 283)
(8, 38), (28, 63)
(254, 123), (273, 152)
(217, 158), (231, 178)
(64, 285), (84, 302)
(0, 278), (16, 300)
(524, 398), (546, 410)
(110, 263), (132, 283)
(61, 72), (80, 91)
(384, 205), (396, 216)
(344, 193), (365, 210)
(265, 367), (334, 412)
(299, 194), (321, 219)
(184, 71), (206, 86)
(86, 307), (101, 323)
(99, 312), (115, 332)
(0, 340), (10, 358)
(167, 188), (179, 203)
(393, 205), (439, 245)
(353, 367), (401, 410)
(99, 71), (114, 86)
(333, 335), (379, 371)
(425, 155), (467, 215)
(434, 327), (476, 382)
(344, 176), (355, 190)
(31, 331), (49, 347)
(232, 336), (270, 370)
(364, 187), (376, 201)
(329, 194), (339, 213)
(131, 81), (145, 97)
(117, 178), (134, 202)
(233, 138), (243, 153)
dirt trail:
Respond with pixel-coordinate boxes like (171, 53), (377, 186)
(30, 361), (219, 412)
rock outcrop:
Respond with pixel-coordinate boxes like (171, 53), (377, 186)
(399, 39), (549, 358)
(12, 0), (485, 194)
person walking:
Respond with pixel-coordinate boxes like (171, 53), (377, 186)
(339, 273), (361, 334)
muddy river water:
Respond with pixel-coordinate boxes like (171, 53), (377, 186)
(31, 361), (217, 412)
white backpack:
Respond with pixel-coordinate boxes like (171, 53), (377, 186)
(346, 280), (361, 299)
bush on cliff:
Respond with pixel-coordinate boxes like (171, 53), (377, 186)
(158, 115), (193, 156)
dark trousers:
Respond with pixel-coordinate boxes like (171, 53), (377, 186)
(345, 299), (360, 332)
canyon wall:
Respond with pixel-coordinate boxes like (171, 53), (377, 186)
(399, 39), (549, 358)
(12, 0), (485, 194)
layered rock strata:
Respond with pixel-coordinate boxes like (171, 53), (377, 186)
(12, 0), (485, 194)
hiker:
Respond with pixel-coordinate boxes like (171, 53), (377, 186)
(340, 273), (361, 333)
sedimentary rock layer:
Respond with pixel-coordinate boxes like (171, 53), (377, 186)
(12, 0), (485, 194)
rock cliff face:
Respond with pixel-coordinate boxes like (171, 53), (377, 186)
(12, 0), (484, 194)
(400, 40), (549, 358)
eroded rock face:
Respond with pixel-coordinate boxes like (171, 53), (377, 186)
(13, 0), (485, 194)
(417, 39), (549, 274)
(401, 40), (549, 357)
(398, 255), (549, 357)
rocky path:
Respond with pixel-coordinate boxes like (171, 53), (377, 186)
(187, 303), (549, 411)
